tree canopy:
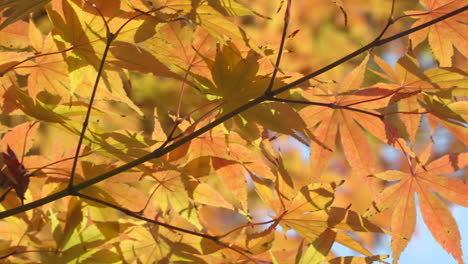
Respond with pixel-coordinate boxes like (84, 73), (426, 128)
(0, 0), (467, 263)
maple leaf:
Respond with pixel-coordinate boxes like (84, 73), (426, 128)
(251, 159), (383, 257)
(47, 0), (107, 70)
(108, 40), (180, 79)
(0, 0), (467, 263)
(0, 122), (38, 204)
(406, 0), (467, 67)
(0, 19), (29, 49)
(14, 21), (70, 101)
(0, 146), (30, 204)
(183, 125), (261, 210)
(370, 54), (468, 145)
(299, 55), (397, 178)
(140, 22), (216, 79)
(195, 41), (264, 112)
(365, 144), (468, 264)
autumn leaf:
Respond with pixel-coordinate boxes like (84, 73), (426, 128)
(299, 228), (336, 264)
(47, 0), (106, 70)
(0, 1), (467, 263)
(0, 122), (38, 204)
(0, 19), (29, 49)
(365, 145), (468, 264)
(196, 41), (264, 112)
(0, 146), (30, 204)
(14, 21), (70, 101)
(299, 55), (390, 178)
(370, 54), (468, 145)
(406, 0), (467, 67)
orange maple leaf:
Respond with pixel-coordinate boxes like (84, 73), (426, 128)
(370, 54), (468, 145)
(406, 0), (468, 67)
(365, 145), (468, 264)
(300, 55), (400, 178)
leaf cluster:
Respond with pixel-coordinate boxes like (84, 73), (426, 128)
(0, 0), (467, 263)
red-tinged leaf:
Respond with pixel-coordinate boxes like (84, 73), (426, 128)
(406, 0), (467, 66)
(416, 186), (463, 264)
(0, 146), (30, 203)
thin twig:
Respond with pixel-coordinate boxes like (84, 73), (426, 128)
(265, 0), (291, 95)
(69, 0), (115, 189)
(68, 33), (114, 189)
